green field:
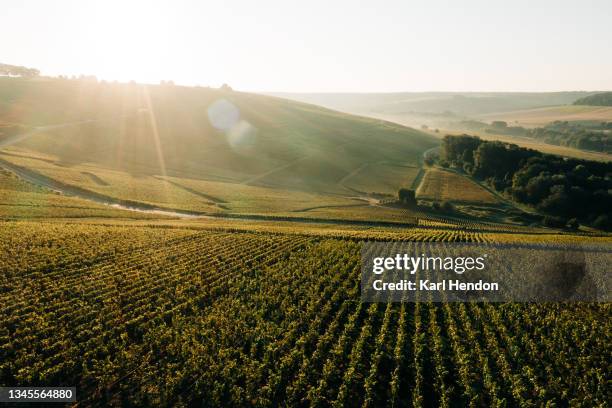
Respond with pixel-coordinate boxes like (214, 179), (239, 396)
(340, 162), (421, 195)
(0, 78), (440, 223)
(0, 168), (163, 220)
(416, 168), (500, 204)
(1, 78), (610, 407)
(0, 220), (610, 407)
(0, 78), (436, 191)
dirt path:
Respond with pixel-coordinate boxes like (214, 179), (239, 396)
(0, 156), (206, 218)
(241, 155), (311, 185)
(336, 162), (369, 190)
(411, 146), (439, 193)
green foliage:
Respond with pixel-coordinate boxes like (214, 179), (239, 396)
(440, 200), (454, 213)
(526, 121), (611, 153)
(566, 218), (579, 230)
(442, 135), (612, 228)
(0, 63), (39, 77)
(442, 134), (481, 165)
(592, 214), (611, 231)
(0, 222), (609, 406)
(573, 92), (612, 106)
(542, 215), (567, 228)
(398, 188), (416, 206)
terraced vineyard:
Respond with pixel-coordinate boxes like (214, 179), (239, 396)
(0, 221), (609, 407)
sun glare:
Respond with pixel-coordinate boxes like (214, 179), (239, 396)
(87, 2), (176, 83)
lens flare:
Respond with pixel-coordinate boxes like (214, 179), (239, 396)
(207, 99), (257, 152)
(207, 99), (239, 131)
(227, 120), (257, 151)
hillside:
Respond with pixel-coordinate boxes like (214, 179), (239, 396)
(0, 78), (439, 222)
(270, 91), (593, 117)
(574, 91), (612, 106)
(477, 105), (612, 127)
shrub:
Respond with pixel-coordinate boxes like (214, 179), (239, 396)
(566, 218), (579, 230)
(592, 215), (611, 231)
(542, 215), (567, 228)
(398, 188), (417, 207)
(441, 201), (455, 213)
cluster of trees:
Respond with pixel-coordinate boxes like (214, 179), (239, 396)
(454, 119), (610, 153)
(442, 135), (612, 230)
(526, 121), (611, 153)
(455, 120), (528, 137)
(573, 92), (612, 106)
(0, 63), (39, 77)
(398, 188), (417, 206)
(485, 120), (527, 136)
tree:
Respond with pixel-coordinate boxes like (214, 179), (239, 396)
(0, 63), (39, 77)
(442, 134), (481, 165)
(542, 215), (567, 228)
(398, 188), (416, 207)
(592, 215), (611, 231)
(491, 121), (508, 129)
(566, 218), (579, 230)
(441, 201), (455, 213)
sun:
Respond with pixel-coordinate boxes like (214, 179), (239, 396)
(86, 1), (177, 83)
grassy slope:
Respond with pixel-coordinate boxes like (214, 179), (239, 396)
(270, 92), (591, 116)
(0, 78), (436, 185)
(0, 168), (162, 219)
(0, 78), (437, 219)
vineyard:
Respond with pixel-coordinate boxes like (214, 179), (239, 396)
(0, 169), (161, 220)
(416, 168), (500, 204)
(0, 221), (609, 407)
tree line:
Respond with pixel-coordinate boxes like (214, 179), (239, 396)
(527, 121), (611, 153)
(0, 63), (39, 77)
(454, 119), (611, 153)
(573, 92), (612, 106)
(441, 135), (612, 230)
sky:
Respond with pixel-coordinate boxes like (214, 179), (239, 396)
(2, 0), (612, 92)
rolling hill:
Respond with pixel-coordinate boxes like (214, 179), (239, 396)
(0, 77), (437, 219)
(477, 105), (612, 127)
(270, 91), (594, 117)
(573, 91), (612, 106)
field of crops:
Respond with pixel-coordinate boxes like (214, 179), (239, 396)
(0, 148), (406, 221)
(478, 105), (612, 127)
(340, 163), (421, 195)
(0, 169), (161, 220)
(0, 221), (609, 407)
(416, 168), (500, 204)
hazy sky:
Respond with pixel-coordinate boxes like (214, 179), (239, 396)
(2, 0), (612, 92)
